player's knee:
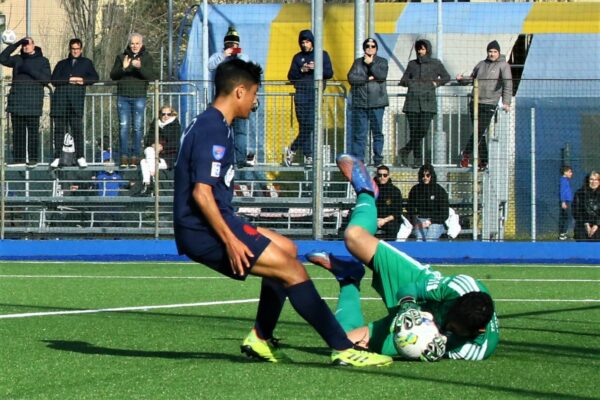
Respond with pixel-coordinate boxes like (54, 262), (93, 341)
(344, 225), (365, 250)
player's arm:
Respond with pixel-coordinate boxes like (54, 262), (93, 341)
(193, 183), (254, 275)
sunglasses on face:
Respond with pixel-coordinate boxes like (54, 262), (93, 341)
(160, 112), (173, 116)
(365, 44), (377, 49)
(377, 173), (388, 178)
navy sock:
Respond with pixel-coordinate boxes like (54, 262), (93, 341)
(254, 278), (287, 340)
(286, 280), (353, 351)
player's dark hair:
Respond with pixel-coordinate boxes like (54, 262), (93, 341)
(446, 292), (494, 337)
(214, 58), (262, 97)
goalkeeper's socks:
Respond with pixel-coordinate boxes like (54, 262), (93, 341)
(286, 280), (353, 350)
(335, 283), (365, 333)
(348, 192), (378, 235)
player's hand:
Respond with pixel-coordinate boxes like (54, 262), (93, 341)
(502, 103), (510, 112)
(420, 334), (447, 362)
(397, 296), (420, 314)
(225, 237), (254, 276)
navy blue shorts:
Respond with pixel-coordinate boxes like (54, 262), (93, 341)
(175, 214), (271, 281)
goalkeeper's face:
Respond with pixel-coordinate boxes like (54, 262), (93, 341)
(445, 320), (483, 339)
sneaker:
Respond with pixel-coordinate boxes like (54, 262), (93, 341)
(240, 328), (289, 363)
(305, 250), (365, 284)
(331, 345), (393, 367)
(284, 148), (295, 167)
(460, 151), (471, 168)
(129, 156), (139, 169)
(77, 157), (88, 168)
(304, 155), (313, 166)
(559, 233), (567, 241)
(50, 158), (60, 168)
(336, 153), (378, 198)
(246, 153), (256, 167)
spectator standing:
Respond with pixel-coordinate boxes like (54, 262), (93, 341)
(572, 171), (600, 242)
(457, 40), (512, 170)
(347, 38), (388, 166)
(0, 36), (51, 166)
(398, 39), (450, 168)
(208, 26), (255, 168)
(50, 38), (99, 168)
(138, 105), (181, 196)
(558, 165), (574, 240)
(374, 165), (404, 240)
(407, 163), (449, 241)
(110, 32), (156, 168)
(285, 30), (333, 166)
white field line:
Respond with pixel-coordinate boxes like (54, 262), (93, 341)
(1, 297), (599, 320)
(0, 275), (598, 283)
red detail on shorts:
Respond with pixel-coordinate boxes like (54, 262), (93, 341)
(243, 224), (259, 236)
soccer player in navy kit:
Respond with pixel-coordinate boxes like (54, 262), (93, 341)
(173, 59), (390, 367)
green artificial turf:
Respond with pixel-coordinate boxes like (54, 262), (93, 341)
(0, 262), (598, 399)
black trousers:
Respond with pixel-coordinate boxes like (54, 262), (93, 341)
(404, 111), (435, 161)
(464, 102), (497, 164)
(53, 114), (84, 159)
(10, 114), (40, 163)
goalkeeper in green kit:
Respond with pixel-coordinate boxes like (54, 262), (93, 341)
(307, 154), (499, 361)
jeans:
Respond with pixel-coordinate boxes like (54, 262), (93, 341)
(350, 107), (384, 165)
(117, 96), (147, 159)
(290, 97), (315, 157)
(413, 218), (445, 241)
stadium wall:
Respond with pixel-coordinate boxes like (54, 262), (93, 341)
(1, 240), (598, 264)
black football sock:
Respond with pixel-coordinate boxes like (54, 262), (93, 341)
(254, 278), (287, 340)
(286, 280), (353, 351)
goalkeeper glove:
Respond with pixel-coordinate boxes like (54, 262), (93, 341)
(420, 334), (447, 362)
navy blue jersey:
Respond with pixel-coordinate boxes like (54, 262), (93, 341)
(174, 107), (235, 231)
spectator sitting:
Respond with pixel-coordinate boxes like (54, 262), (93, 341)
(374, 165), (404, 241)
(92, 152), (126, 197)
(407, 163), (449, 241)
(572, 171), (600, 242)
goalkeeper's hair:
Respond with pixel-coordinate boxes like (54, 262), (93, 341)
(447, 292), (494, 336)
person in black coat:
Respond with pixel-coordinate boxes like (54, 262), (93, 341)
(50, 38), (99, 168)
(407, 163), (449, 241)
(398, 39), (450, 167)
(572, 172), (600, 241)
(374, 165), (404, 240)
(0, 37), (51, 165)
(110, 32), (156, 167)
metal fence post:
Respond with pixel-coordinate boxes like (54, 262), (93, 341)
(472, 79), (479, 241)
(530, 107), (536, 242)
(154, 80), (160, 239)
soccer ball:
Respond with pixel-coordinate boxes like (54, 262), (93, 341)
(392, 309), (440, 360)
(1, 30), (17, 45)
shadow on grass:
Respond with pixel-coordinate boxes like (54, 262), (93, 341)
(499, 339), (600, 360)
(501, 304), (600, 320)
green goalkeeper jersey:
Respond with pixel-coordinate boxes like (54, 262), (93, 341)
(368, 241), (499, 360)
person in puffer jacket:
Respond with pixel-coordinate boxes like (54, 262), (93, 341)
(457, 40), (513, 170)
(0, 37), (51, 165)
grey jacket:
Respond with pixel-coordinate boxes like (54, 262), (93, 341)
(465, 55), (513, 106)
(347, 55), (388, 109)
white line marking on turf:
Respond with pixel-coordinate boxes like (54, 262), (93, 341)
(1, 298), (598, 320)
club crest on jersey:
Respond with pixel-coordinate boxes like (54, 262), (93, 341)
(212, 145), (226, 160)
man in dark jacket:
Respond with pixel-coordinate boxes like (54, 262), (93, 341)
(0, 37), (51, 166)
(110, 32), (156, 168)
(457, 40), (513, 170)
(374, 165), (403, 240)
(407, 164), (449, 241)
(50, 38), (99, 168)
(348, 38), (389, 166)
(285, 30), (333, 166)
(399, 39), (450, 168)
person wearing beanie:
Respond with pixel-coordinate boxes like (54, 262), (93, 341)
(285, 29), (334, 166)
(347, 37), (389, 166)
(457, 40), (513, 171)
(398, 39), (450, 168)
(208, 26), (258, 170)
